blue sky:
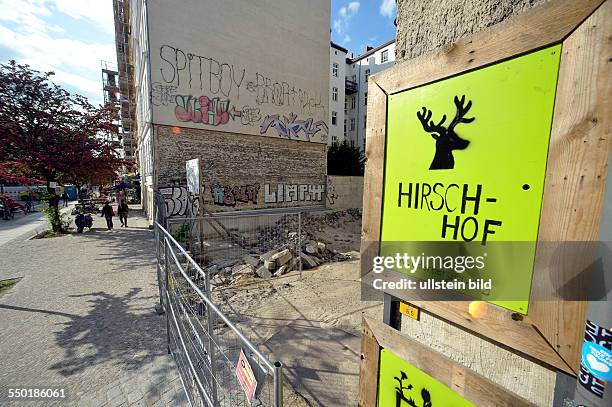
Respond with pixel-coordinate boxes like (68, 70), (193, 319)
(331, 0), (396, 56)
(0, 1), (396, 106)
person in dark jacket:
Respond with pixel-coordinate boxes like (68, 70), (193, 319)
(61, 191), (69, 207)
(118, 199), (129, 227)
(101, 201), (114, 230)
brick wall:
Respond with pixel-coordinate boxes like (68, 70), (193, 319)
(155, 125), (327, 211)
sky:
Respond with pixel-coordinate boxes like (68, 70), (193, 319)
(330, 0), (397, 56)
(0, 0), (396, 106)
(0, 0), (116, 106)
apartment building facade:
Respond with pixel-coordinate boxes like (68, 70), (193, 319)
(327, 39), (396, 150)
(120, 0), (330, 218)
(329, 42), (348, 145)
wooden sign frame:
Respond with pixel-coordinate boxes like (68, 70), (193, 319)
(361, 0), (611, 375)
(358, 317), (534, 406)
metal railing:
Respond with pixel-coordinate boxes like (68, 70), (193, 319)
(155, 221), (284, 407)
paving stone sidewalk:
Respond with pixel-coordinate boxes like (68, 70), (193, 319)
(0, 210), (187, 406)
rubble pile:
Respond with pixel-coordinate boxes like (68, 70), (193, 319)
(203, 213), (356, 285)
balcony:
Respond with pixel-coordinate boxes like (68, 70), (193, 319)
(345, 79), (358, 95)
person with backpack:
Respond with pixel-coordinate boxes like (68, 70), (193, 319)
(101, 201), (115, 230)
(118, 199), (129, 227)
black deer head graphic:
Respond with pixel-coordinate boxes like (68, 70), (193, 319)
(416, 95), (475, 170)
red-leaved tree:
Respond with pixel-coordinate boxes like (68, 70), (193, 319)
(0, 60), (124, 231)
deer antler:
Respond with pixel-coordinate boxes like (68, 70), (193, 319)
(416, 107), (447, 140)
(449, 95), (475, 131)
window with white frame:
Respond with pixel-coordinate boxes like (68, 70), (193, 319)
(332, 111), (337, 125)
(364, 92), (368, 105)
(350, 118), (355, 131)
(364, 115), (367, 128)
(351, 96), (356, 109)
(332, 62), (338, 77)
(344, 98), (348, 112)
(381, 49), (389, 63)
(365, 69), (370, 81)
(332, 87), (338, 101)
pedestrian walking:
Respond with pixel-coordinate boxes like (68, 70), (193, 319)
(61, 191), (69, 207)
(101, 201), (114, 230)
(118, 199), (129, 227)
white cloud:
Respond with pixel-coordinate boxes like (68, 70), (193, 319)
(49, 0), (114, 33)
(343, 34), (351, 43)
(333, 1), (360, 39)
(0, 0), (115, 104)
(380, 0), (396, 18)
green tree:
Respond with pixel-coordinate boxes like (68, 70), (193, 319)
(327, 140), (365, 176)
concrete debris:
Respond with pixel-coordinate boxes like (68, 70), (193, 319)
(256, 265), (272, 279)
(193, 210), (358, 285)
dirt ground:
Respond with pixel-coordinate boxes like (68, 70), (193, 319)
(213, 210), (384, 406)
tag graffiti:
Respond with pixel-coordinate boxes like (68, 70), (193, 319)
(210, 184), (260, 207)
(264, 183), (325, 203)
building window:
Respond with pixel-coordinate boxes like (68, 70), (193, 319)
(350, 96), (356, 109)
(332, 135), (337, 143)
(350, 140), (355, 147)
(350, 118), (355, 131)
(344, 119), (347, 136)
(332, 87), (338, 101)
(344, 98), (348, 112)
(364, 115), (367, 128)
(381, 49), (389, 63)
(364, 92), (368, 105)
(332, 111), (337, 125)
(332, 62), (338, 77)
(365, 69), (370, 81)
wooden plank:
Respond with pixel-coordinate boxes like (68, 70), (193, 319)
(374, 0), (604, 95)
(400, 311), (556, 406)
(358, 317), (380, 407)
(360, 78), (387, 277)
(362, 269), (574, 374)
(530, 0), (612, 372)
(365, 316), (535, 406)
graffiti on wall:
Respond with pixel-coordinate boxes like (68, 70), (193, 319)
(160, 45), (246, 99)
(264, 183), (325, 204)
(151, 82), (178, 106)
(155, 44), (327, 142)
(326, 177), (339, 206)
(210, 184), (260, 207)
(260, 113), (328, 141)
(175, 95), (243, 125)
(159, 186), (189, 217)
(246, 72), (324, 114)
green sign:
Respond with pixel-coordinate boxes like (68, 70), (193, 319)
(378, 348), (474, 406)
(380, 45), (562, 313)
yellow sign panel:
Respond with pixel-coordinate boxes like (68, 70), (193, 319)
(378, 348), (474, 406)
(380, 45), (562, 314)
(399, 302), (420, 321)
